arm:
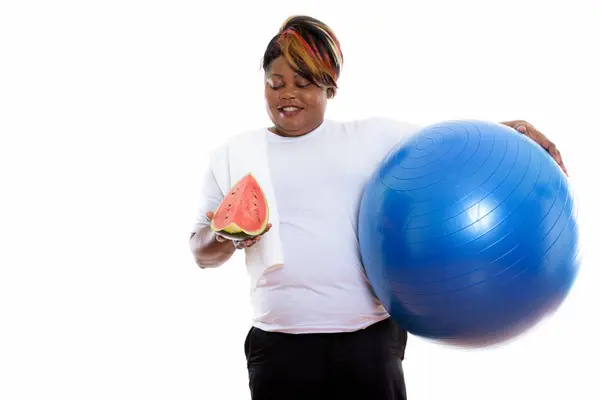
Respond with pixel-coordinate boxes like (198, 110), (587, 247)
(189, 151), (269, 269)
(190, 224), (236, 269)
(500, 119), (567, 175)
(366, 116), (567, 175)
(189, 154), (235, 269)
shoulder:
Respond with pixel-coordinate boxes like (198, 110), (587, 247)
(354, 116), (421, 137)
(328, 116), (420, 135)
(329, 116), (421, 150)
(206, 127), (266, 166)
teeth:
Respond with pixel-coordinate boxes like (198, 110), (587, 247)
(281, 107), (300, 112)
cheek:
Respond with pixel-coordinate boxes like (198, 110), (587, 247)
(264, 90), (278, 110)
(302, 90), (327, 110)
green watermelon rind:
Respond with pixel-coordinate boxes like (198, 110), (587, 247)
(214, 231), (257, 241)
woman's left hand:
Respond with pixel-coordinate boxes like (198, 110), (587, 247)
(501, 120), (568, 176)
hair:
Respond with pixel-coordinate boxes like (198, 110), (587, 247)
(261, 15), (344, 97)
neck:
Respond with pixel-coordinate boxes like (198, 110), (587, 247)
(269, 120), (324, 138)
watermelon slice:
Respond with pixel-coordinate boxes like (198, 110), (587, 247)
(210, 173), (270, 241)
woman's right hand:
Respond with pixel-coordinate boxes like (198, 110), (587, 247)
(206, 211), (272, 250)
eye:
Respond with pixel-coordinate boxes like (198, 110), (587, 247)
(268, 81), (284, 90)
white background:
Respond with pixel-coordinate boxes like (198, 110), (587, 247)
(1, 1), (598, 399)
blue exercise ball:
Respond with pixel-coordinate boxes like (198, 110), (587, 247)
(358, 120), (580, 347)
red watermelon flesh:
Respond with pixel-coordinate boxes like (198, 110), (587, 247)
(210, 173), (269, 240)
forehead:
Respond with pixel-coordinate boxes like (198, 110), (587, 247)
(266, 57), (299, 77)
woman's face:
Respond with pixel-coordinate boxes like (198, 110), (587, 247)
(264, 56), (329, 137)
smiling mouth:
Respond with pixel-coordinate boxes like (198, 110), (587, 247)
(277, 106), (303, 113)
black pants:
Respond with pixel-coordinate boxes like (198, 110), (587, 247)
(244, 318), (408, 400)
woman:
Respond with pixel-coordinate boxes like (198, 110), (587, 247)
(190, 15), (567, 400)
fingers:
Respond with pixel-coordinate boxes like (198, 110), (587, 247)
(515, 124), (569, 177)
(535, 138), (569, 177)
(207, 212), (227, 242)
(235, 224), (271, 249)
(212, 221), (272, 249)
(234, 235), (262, 249)
(547, 143), (568, 176)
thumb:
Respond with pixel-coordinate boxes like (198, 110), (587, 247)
(206, 211), (214, 221)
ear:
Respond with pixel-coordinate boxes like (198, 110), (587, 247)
(326, 88), (335, 99)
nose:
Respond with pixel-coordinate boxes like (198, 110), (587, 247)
(280, 85), (297, 100)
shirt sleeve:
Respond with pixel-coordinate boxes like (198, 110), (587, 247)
(190, 145), (229, 235)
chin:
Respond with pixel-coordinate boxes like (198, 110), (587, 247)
(277, 119), (306, 134)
